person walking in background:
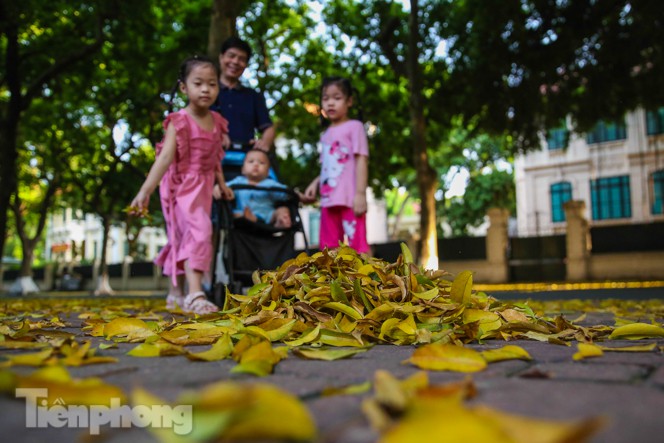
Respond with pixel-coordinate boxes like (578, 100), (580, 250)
(212, 36), (275, 180)
(226, 149), (293, 228)
(130, 55), (233, 314)
(301, 77), (369, 254)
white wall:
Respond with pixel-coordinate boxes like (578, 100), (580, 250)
(515, 109), (664, 237)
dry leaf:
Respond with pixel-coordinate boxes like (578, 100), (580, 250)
(404, 344), (487, 372)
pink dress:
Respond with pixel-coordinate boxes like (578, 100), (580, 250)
(154, 109), (228, 286)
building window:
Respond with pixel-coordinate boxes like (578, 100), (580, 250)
(652, 170), (664, 215)
(646, 107), (664, 136)
(546, 126), (568, 150)
(550, 182), (572, 222)
(590, 175), (631, 220)
(586, 119), (627, 144)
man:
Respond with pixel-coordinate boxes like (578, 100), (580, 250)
(208, 37), (276, 296)
(212, 37), (275, 180)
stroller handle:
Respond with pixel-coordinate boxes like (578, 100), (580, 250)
(228, 141), (255, 152)
(227, 183), (300, 202)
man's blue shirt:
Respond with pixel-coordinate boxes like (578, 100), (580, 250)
(211, 83), (272, 145)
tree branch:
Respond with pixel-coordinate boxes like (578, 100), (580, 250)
(376, 17), (407, 78)
(23, 14), (107, 107)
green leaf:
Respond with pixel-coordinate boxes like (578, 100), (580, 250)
(330, 279), (350, 304)
(451, 271), (473, 304)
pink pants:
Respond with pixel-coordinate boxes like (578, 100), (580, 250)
(319, 206), (369, 253)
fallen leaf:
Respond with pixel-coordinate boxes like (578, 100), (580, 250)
(292, 346), (370, 361)
(609, 323), (664, 340)
(481, 345), (532, 363)
(186, 334), (234, 361)
(573, 342), (604, 361)
(404, 344), (487, 372)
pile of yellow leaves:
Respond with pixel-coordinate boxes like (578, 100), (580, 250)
(218, 245), (663, 348)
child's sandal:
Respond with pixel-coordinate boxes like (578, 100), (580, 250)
(166, 294), (185, 310)
(183, 291), (219, 315)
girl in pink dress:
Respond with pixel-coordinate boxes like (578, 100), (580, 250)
(130, 55), (233, 314)
(301, 77), (370, 253)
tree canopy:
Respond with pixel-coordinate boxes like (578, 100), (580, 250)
(2, 0), (662, 271)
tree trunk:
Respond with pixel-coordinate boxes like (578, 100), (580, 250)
(407, 0), (439, 268)
(94, 217), (114, 295)
(389, 193), (410, 240)
(0, 13), (22, 269)
(207, 0), (241, 59)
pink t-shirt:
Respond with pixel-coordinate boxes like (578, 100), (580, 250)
(319, 119), (369, 208)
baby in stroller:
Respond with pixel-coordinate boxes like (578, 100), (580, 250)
(225, 149), (293, 229)
(210, 148), (308, 300)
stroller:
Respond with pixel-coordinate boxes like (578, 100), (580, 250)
(210, 146), (309, 306)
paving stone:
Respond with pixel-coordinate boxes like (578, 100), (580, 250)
(648, 364), (664, 387)
(3, 309), (664, 442)
(519, 361), (650, 382)
(473, 378), (664, 443)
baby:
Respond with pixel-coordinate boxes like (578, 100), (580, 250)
(225, 149), (292, 228)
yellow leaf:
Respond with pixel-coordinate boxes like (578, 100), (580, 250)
(0, 348), (54, 367)
(178, 381), (316, 441)
(231, 340), (285, 376)
(239, 325), (272, 341)
(462, 309), (503, 338)
(260, 319), (297, 342)
(284, 325), (321, 347)
(104, 317), (153, 341)
(0, 339), (48, 350)
(500, 308), (530, 323)
(131, 388), (199, 442)
(609, 323), (664, 340)
(292, 346), (371, 361)
(400, 242), (414, 264)
(404, 344), (487, 372)
(379, 317), (401, 340)
(473, 404), (605, 443)
(396, 315), (418, 335)
(381, 396), (513, 443)
(412, 287), (439, 300)
(323, 301), (363, 320)
(160, 327), (228, 345)
(187, 334), (234, 362)
(597, 343), (658, 352)
(573, 342), (604, 361)
(451, 271), (473, 304)
(231, 359), (274, 377)
(15, 366), (126, 406)
(128, 341), (185, 357)
(357, 264), (376, 275)
(319, 329), (365, 347)
(481, 345), (532, 363)
(322, 381), (372, 396)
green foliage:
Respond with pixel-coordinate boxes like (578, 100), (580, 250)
(445, 168), (516, 237)
(443, 0), (664, 150)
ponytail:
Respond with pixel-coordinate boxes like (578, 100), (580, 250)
(166, 80), (180, 114)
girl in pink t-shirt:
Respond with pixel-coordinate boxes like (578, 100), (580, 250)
(130, 55), (233, 314)
(302, 77), (370, 253)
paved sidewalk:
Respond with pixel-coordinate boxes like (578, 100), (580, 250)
(1, 306), (663, 443)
